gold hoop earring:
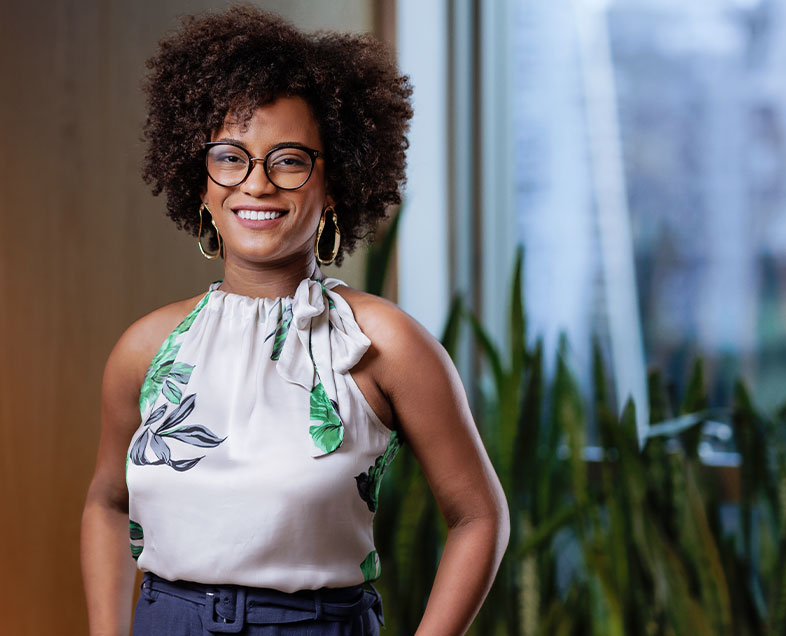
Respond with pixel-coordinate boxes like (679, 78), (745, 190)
(315, 206), (341, 266)
(198, 203), (221, 260)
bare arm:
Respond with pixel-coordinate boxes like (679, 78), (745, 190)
(81, 318), (163, 635)
(360, 300), (510, 636)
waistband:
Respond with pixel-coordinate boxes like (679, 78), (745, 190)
(140, 571), (384, 634)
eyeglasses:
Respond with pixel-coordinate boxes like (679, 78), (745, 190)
(204, 142), (324, 190)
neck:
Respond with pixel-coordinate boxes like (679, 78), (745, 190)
(218, 254), (323, 299)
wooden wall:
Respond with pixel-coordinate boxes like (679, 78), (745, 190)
(0, 1), (382, 633)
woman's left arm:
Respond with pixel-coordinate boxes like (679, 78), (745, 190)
(355, 297), (510, 636)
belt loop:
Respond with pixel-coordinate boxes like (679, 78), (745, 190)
(313, 589), (323, 620)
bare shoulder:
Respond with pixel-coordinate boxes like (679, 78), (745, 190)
(331, 285), (443, 357)
(330, 285), (454, 405)
(108, 291), (207, 392)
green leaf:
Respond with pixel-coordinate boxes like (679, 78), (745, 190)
(365, 203), (404, 296)
(360, 550), (381, 582)
(269, 303), (293, 361)
(508, 244), (526, 381)
(169, 362), (195, 384)
(138, 291), (211, 413)
(363, 431), (403, 512)
(467, 312), (504, 396)
(309, 382), (344, 454)
(440, 295), (464, 358)
(162, 379), (182, 404)
(174, 291), (211, 335)
(129, 520), (144, 541)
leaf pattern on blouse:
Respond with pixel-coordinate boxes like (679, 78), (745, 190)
(138, 291), (211, 413)
(309, 382), (344, 454)
(265, 300), (293, 361)
(355, 430), (402, 513)
(129, 519), (144, 560)
(360, 550), (381, 582)
(129, 393), (226, 472)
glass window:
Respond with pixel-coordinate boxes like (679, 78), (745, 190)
(512, 0), (786, 429)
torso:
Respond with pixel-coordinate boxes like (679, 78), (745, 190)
(125, 276), (401, 590)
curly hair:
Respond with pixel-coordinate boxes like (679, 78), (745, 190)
(141, 5), (413, 265)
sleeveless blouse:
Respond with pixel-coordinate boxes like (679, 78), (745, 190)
(125, 275), (401, 593)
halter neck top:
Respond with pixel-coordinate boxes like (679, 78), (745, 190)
(125, 275), (401, 592)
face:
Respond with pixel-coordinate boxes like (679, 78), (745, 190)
(202, 96), (330, 268)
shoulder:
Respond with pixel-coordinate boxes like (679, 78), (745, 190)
(106, 291), (208, 392)
(330, 285), (454, 395)
(331, 285), (442, 355)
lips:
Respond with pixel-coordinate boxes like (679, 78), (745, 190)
(230, 206), (289, 229)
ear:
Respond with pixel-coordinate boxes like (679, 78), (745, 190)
(325, 194), (336, 208)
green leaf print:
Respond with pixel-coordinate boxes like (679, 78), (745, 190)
(129, 520), (144, 541)
(139, 343), (181, 412)
(265, 302), (293, 361)
(360, 550), (381, 582)
(309, 382), (344, 454)
(138, 291), (210, 413)
(173, 292), (210, 334)
(129, 519), (144, 560)
(355, 431), (402, 513)
(163, 379), (183, 404)
(168, 362), (195, 384)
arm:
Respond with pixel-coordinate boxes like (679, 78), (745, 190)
(81, 324), (151, 636)
(368, 304), (510, 636)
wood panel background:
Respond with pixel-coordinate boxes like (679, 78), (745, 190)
(0, 1), (387, 633)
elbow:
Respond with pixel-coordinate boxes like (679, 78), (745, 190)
(448, 493), (511, 554)
(495, 495), (511, 553)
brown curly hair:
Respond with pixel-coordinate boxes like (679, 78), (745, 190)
(141, 5), (413, 265)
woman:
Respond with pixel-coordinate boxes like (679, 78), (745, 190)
(81, 6), (509, 635)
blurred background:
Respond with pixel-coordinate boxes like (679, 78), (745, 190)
(2, 0), (786, 633)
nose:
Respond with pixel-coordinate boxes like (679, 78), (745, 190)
(240, 159), (277, 196)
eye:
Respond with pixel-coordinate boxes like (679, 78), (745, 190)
(207, 145), (248, 166)
(268, 148), (311, 172)
(216, 150), (246, 164)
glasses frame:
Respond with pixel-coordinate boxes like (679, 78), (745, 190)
(204, 141), (325, 190)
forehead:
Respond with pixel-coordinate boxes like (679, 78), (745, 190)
(212, 96), (322, 148)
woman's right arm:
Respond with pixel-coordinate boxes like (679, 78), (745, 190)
(81, 320), (157, 636)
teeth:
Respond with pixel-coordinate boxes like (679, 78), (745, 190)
(236, 210), (284, 221)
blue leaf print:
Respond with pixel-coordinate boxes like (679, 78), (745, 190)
(170, 456), (205, 472)
(144, 404), (167, 427)
(156, 394), (196, 434)
(130, 392), (225, 472)
(161, 424), (225, 447)
(130, 429), (151, 465)
(149, 433), (172, 464)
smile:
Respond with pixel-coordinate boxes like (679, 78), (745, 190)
(235, 210), (286, 221)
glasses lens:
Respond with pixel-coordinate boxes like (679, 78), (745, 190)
(266, 147), (313, 189)
(206, 144), (249, 186)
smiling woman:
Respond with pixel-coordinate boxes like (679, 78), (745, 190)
(80, 6), (509, 636)
(200, 97), (332, 280)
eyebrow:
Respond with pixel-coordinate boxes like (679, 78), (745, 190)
(213, 138), (313, 151)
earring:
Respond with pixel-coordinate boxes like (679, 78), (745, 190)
(314, 205), (341, 266)
(198, 203), (222, 260)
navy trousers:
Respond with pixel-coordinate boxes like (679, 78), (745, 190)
(132, 572), (384, 636)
